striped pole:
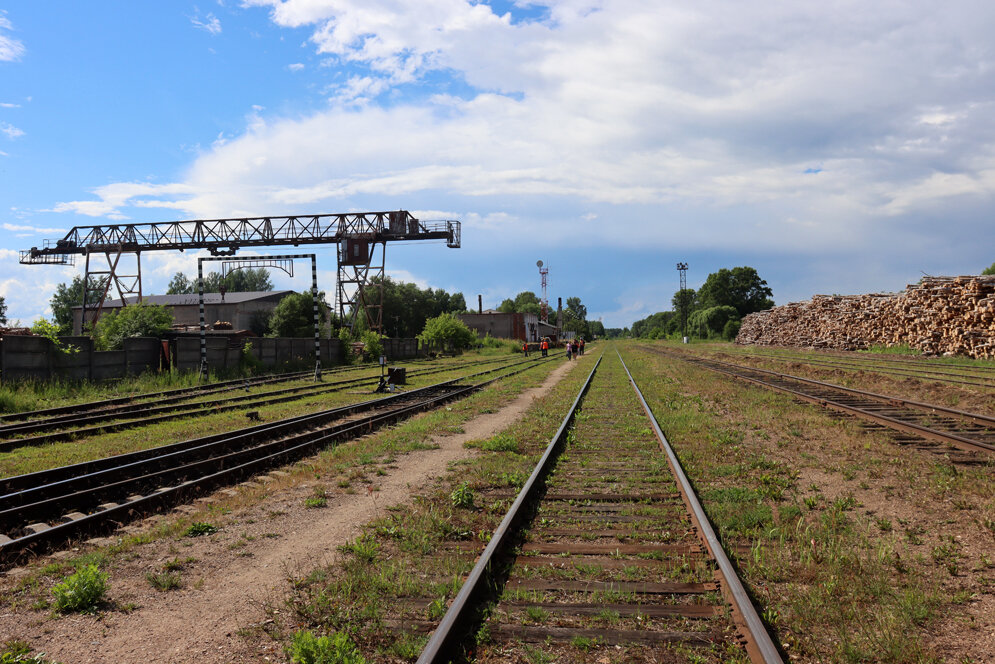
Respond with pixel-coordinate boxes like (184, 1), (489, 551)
(198, 259), (207, 380)
(312, 255), (321, 381)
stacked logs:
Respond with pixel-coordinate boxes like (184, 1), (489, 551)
(736, 276), (995, 359)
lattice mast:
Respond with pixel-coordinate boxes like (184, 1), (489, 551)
(537, 260), (549, 323)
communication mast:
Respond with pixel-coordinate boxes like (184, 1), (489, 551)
(537, 260), (549, 322)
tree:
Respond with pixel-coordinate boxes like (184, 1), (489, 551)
(0, 296), (6, 325)
(561, 296), (590, 338)
(696, 267), (774, 317)
(983, 262), (995, 275)
(688, 305), (740, 338)
(418, 313), (478, 350)
(380, 277), (466, 337)
(167, 268), (274, 294)
(167, 272), (194, 294)
(49, 275), (107, 335)
(268, 291), (331, 338)
(92, 303), (173, 351)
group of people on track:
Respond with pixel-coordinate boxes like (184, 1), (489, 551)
(523, 336), (584, 359)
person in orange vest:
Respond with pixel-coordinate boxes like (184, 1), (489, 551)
(522, 341), (529, 357)
(540, 337), (549, 357)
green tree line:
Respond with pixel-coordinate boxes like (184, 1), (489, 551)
(630, 266), (774, 340)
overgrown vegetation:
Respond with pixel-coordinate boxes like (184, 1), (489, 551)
(418, 313), (478, 350)
(91, 302), (173, 351)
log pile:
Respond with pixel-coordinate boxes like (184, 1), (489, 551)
(736, 276), (995, 359)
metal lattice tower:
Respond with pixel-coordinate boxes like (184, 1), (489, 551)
(20, 210), (460, 336)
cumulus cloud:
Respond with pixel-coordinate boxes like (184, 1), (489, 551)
(0, 13), (25, 61)
(52, 1), (995, 256)
(50, 182), (199, 219)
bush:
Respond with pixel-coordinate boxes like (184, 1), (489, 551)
(359, 331), (383, 361)
(52, 564), (108, 613)
(722, 319), (742, 340)
(688, 305), (740, 339)
(92, 302), (173, 351)
(287, 630), (367, 664)
(418, 313), (477, 350)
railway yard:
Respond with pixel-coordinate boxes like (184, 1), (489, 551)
(0, 342), (993, 663)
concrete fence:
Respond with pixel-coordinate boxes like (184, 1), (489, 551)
(0, 334), (460, 383)
(0, 335), (343, 383)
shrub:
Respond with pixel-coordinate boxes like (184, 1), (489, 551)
(29, 318), (79, 355)
(51, 564), (108, 613)
(418, 313), (477, 351)
(722, 319), (742, 340)
(287, 630), (367, 664)
(92, 302), (173, 351)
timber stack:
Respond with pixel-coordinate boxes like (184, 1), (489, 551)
(736, 275), (995, 359)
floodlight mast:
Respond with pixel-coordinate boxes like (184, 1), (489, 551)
(19, 210), (461, 336)
(676, 262), (689, 342)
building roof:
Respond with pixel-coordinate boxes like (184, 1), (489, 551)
(72, 290), (294, 310)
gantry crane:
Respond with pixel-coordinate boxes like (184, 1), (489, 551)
(20, 210), (461, 335)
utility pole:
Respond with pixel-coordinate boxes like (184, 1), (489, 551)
(676, 262), (688, 343)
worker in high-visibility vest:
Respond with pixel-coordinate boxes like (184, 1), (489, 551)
(540, 338), (549, 357)
(522, 341), (529, 357)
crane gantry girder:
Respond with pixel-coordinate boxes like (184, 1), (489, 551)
(20, 210), (461, 337)
(19, 210), (459, 262)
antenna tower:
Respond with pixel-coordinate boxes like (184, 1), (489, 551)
(537, 260), (549, 322)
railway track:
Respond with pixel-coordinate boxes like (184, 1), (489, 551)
(720, 347), (995, 389)
(651, 347), (995, 459)
(418, 350), (781, 663)
(0, 356), (554, 565)
(0, 355), (519, 451)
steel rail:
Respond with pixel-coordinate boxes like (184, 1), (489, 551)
(416, 354), (603, 664)
(616, 349), (782, 663)
(732, 345), (995, 374)
(722, 349), (995, 389)
(0, 356), (556, 564)
(0, 356), (524, 450)
(663, 351), (995, 456)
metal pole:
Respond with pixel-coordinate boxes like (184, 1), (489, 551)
(677, 262), (688, 343)
(312, 255), (321, 381)
(198, 258), (207, 380)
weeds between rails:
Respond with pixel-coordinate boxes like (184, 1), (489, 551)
(286, 341), (993, 662)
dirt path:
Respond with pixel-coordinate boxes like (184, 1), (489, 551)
(1, 360), (577, 663)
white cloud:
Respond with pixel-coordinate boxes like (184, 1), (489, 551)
(48, 1), (995, 257)
(50, 182), (198, 219)
(287, 62), (305, 72)
(0, 102), (20, 108)
(191, 12), (222, 35)
(0, 13), (25, 61)
(2, 222), (65, 234)
(0, 122), (24, 139)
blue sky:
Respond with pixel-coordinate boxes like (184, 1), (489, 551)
(2, 1), (994, 329)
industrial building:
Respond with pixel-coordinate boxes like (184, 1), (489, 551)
(71, 291), (293, 335)
(459, 311), (562, 343)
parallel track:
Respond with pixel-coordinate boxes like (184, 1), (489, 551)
(0, 356), (554, 565)
(721, 348), (995, 389)
(653, 348), (995, 458)
(0, 356), (518, 451)
(418, 350), (781, 663)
